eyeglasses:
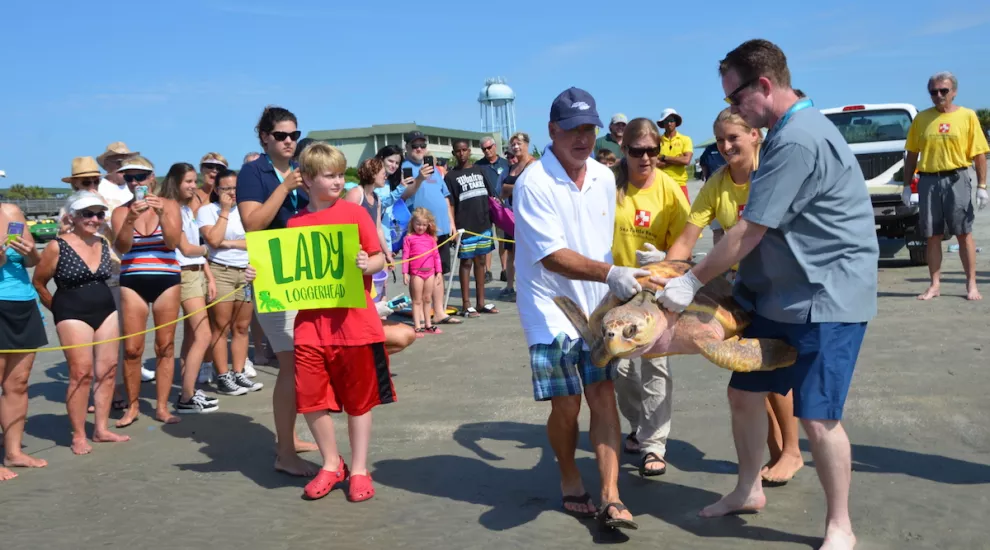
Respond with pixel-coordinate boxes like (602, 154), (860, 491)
(77, 210), (106, 220)
(929, 87), (951, 97)
(627, 146), (660, 158)
(218, 186), (237, 192)
(410, 142), (428, 150)
(123, 173), (150, 183)
(482, 144), (496, 151)
(272, 130), (301, 142)
(724, 77), (759, 105)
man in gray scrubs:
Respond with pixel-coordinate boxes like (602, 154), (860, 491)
(655, 39), (878, 550)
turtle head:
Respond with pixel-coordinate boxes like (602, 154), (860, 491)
(601, 291), (668, 358)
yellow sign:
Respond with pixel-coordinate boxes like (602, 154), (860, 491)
(246, 224), (366, 313)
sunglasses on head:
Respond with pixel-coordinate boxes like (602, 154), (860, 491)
(929, 87), (951, 97)
(272, 130), (301, 142)
(627, 146), (661, 159)
(724, 77), (759, 105)
(123, 173), (150, 183)
(77, 209), (106, 220)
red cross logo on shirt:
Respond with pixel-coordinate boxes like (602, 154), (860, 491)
(634, 210), (651, 227)
(938, 123), (951, 134)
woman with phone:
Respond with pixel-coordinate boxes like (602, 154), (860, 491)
(376, 145), (414, 254)
(111, 156), (184, 427)
(0, 203), (48, 479)
(33, 191), (131, 454)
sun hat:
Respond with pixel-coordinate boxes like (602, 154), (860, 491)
(96, 141), (140, 170)
(200, 152), (228, 168)
(657, 108), (683, 127)
(117, 156), (154, 173)
(67, 191), (109, 214)
(61, 156), (102, 183)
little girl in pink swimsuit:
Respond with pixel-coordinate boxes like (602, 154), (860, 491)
(402, 208), (443, 336)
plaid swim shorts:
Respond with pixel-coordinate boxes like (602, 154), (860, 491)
(529, 333), (617, 401)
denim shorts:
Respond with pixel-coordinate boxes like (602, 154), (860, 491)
(729, 315), (867, 420)
(529, 333), (617, 401)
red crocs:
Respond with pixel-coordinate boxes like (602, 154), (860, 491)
(303, 456), (349, 500)
(347, 474), (375, 502)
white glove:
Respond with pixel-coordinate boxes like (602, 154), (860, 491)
(977, 187), (989, 211)
(606, 265), (651, 301)
(375, 301), (394, 318)
(654, 270), (705, 313)
(635, 243), (667, 266)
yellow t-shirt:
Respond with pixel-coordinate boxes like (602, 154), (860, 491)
(612, 169), (690, 268)
(906, 107), (990, 173)
(659, 132), (694, 187)
(687, 166), (750, 230)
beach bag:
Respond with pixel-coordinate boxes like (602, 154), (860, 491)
(488, 196), (515, 235)
(390, 197), (412, 255)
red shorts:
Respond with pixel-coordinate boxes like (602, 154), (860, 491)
(294, 342), (396, 416)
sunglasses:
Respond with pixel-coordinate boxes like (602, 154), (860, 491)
(201, 163), (223, 171)
(76, 178), (100, 188)
(724, 77), (759, 105)
(929, 88), (951, 97)
(410, 142), (428, 150)
(123, 173), (150, 183)
(271, 130), (301, 142)
(482, 144), (496, 151)
(77, 210), (106, 220)
(627, 146), (661, 159)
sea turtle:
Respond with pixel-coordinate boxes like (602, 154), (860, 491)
(553, 260), (797, 373)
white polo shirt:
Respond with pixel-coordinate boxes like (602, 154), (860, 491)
(514, 147), (616, 348)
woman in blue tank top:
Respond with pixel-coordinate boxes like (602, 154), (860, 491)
(0, 203), (49, 479)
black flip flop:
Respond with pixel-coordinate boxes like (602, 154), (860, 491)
(639, 452), (667, 477)
(623, 433), (640, 455)
(561, 492), (597, 518)
(598, 502), (639, 531)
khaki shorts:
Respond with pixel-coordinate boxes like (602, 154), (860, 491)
(180, 267), (207, 302)
(257, 309), (297, 353)
(209, 262), (251, 303)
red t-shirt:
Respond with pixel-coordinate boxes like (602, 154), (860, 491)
(288, 199), (385, 346)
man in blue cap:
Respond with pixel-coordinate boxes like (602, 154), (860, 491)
(513, 87), (646, 531)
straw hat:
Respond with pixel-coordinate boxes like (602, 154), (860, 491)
(61, 156), (103, 183)
(96, 141), (140, 170)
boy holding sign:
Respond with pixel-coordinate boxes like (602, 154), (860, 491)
(287, 142), (395, 502)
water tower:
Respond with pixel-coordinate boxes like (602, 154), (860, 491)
(478, 77), (516, 146)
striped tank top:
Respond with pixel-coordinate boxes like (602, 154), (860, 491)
(120, 226), (180, 276)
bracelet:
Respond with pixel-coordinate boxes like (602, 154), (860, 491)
(219, 215), (228, 220)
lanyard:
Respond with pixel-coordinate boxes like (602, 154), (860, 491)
(267, 154), (299, 212)
(766, 98), (813, 142)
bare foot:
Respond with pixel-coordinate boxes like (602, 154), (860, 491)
(820, 524), (856, 549)
(155, 411), (181, 425)
(761, 453), (804, 485)
(87, 405), (95, 414)
(93, 430), (131, 444)
(967, 285), (982, 301)
(274, 454), (320, 477)
(5, 452), (48, 469)
(116, 406), (140, 428)
(0, 466), (17, 481)
(917, 285), (940, 300)
(295, 439), (319, 453)
(698, 489), (766, 517)
(71, 438), (93, 455)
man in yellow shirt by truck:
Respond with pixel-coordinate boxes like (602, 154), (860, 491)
(656, 108), (694, 201)
(905, 71), (989, 301)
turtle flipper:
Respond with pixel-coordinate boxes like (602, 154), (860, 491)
(553, 296), (613, 368)
(698, 336), (798, 373)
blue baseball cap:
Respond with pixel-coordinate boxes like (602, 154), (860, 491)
(550, 87), (604, 131)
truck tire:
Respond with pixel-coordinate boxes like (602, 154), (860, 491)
(909, 245), (928, 266)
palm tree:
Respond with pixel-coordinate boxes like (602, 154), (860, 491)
(977, 108), (990, 144)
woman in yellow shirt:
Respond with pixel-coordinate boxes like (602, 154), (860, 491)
(611, 118), (689, 476)
(666, 108), (804, 485)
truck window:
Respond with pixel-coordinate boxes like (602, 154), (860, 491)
(824, 109), (913, 144)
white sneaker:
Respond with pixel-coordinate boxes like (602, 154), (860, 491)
(141, 366), (156, 382)
(243, 359), (257, 379)
(197, 362), (215, 384)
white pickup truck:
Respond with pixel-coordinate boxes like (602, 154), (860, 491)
(821, 103), (928, 265)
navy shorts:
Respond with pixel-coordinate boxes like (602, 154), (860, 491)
(529, 333), (617, 401)
(728, 315), (867, 420)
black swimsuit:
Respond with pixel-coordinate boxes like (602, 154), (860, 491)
(52, 237), (116, 331)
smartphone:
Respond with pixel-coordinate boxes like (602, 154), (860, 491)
(6, 222), (24, 244)
(134, 185), (148, 201)
(402, 167), (414, 179)
(423, 155), (435, 167)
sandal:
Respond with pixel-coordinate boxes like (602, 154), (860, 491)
(414, 327), (425, 339)
(303, 456), (349, 500)
(434, 315), (463, 325)
(598, 502), (639, 531)
(423, 326), (443, 335)
(112, 399), (128, 411)
(561, 492), (597, 518)
(479, 303), (499, 314)
(348, 473), (375, 502)
(460, 307), (480, 318)
(639, 452), (667, 477)
(623, 433), (640, 455)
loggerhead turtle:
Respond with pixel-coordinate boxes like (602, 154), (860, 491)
(553, 260), (797, 373)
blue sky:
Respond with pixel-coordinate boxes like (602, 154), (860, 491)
(1, 0), (989, 187)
